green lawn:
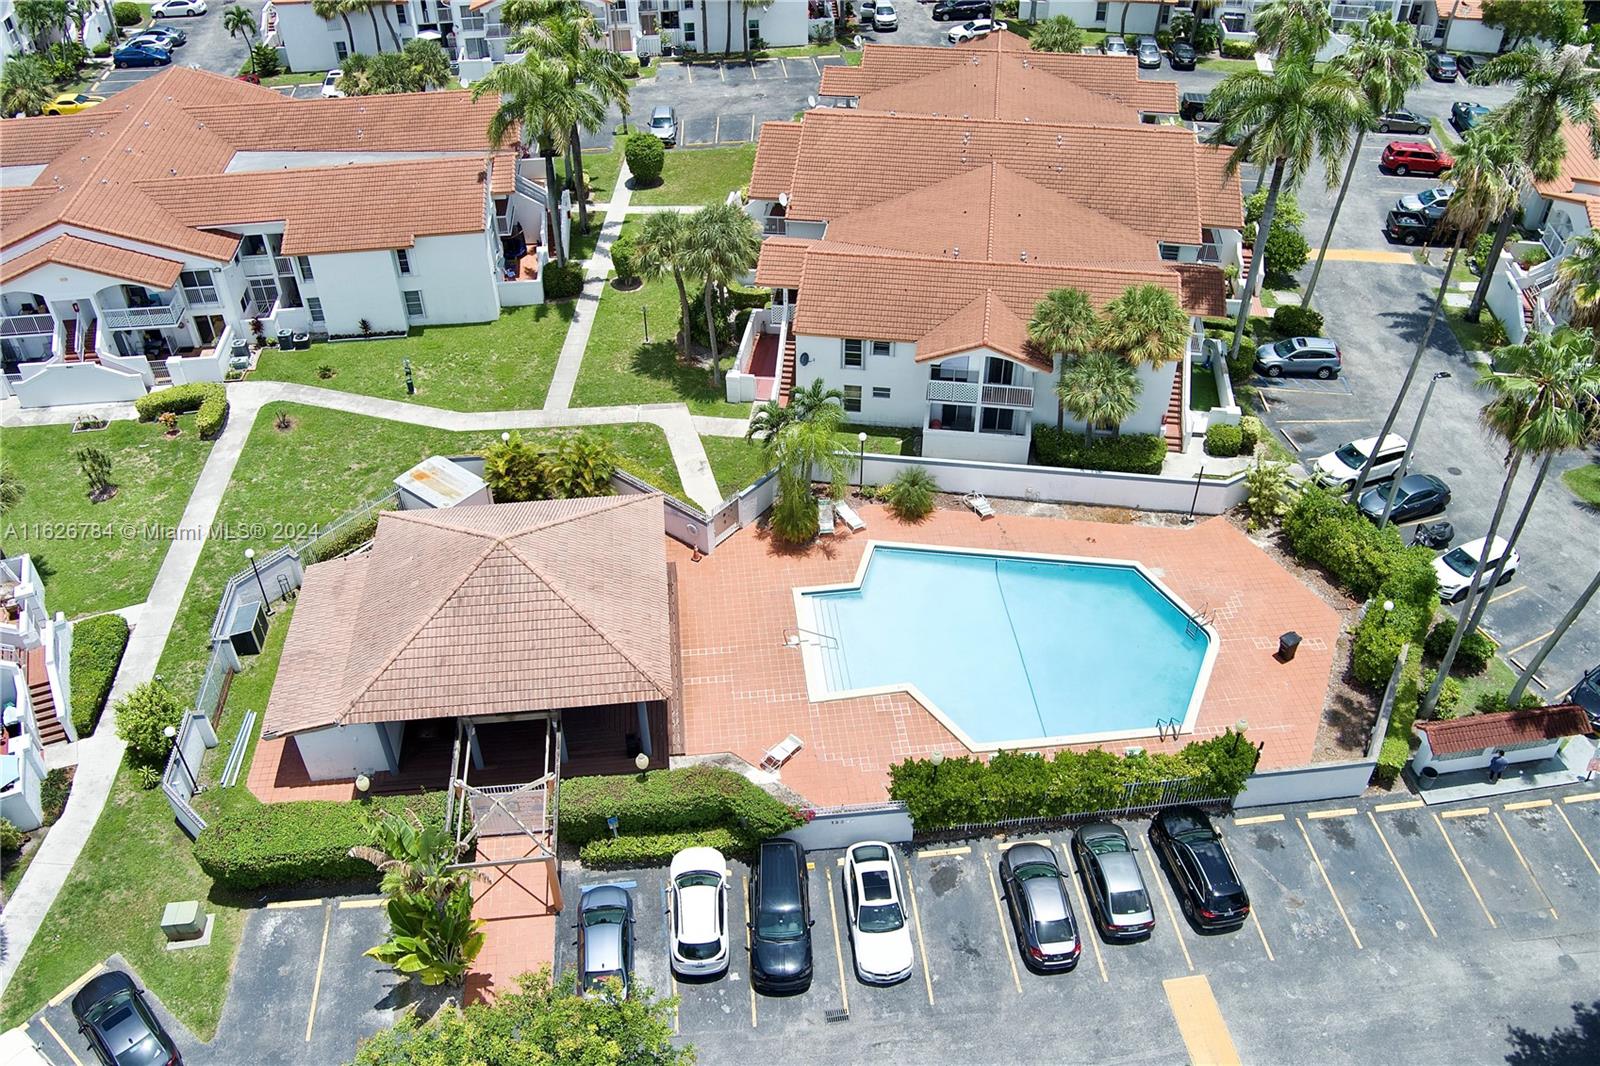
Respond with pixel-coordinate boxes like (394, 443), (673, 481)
(256, 68), (327, 87)
(1197, 57), (1260, 74)
(1431, 116), (1463, 152)
(755, 44), (850, 59)
(629, 144), (757, 208)
(1189, 363), (1221, 411)
(557, 145), (624, 205)
(0, 418), (212, 617)
(250, 304), (573, 410)
(1562, 463), (1600, 507)
(571, 274), (750, 417)
(699, 425), (918, 498)
(1442, 304), (1501, 355)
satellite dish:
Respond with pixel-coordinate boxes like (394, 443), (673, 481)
(799, 352), (811, 367)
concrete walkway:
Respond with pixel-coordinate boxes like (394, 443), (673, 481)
(545, 160), (636, 411)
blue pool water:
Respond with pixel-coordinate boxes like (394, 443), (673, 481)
(801, 547), (1211, 745)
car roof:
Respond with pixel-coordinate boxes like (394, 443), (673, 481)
(1397, 473), (1445, 493)
(1453, 535), (1510, 559)
(584, 919), (625, 971)
(582, 884), (631, 911)
(1021, 872), (1069, 921)
(1158, 806), (1214, 835)
(1098, 851), (1145, 893)
(670, 846), (726, 878)
(1388, 140), (1437, 152)
(1077, 821), (1127, 846)
(651, 105), (673, 117)
(1004, 842), (1057, 869)
(1343, 434), (1407, 455)
(676, 883), (722, 942)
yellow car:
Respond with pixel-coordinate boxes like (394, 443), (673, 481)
(43, 92), (105, 116)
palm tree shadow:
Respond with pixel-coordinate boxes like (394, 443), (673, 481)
(1373, 283), (1471, 367)
(1504, 999), (1600, 1066)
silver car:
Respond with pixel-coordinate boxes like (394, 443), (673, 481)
(577, 885), (634, 998)
(1254, 335), (1342, 379)
(998, 842), (1080, 971)
(1137, 37), (1162, 68)
(647, 105), (677, 147)
(1072, 823), (1156, 939)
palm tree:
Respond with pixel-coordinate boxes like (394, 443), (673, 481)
(747, 379), (844, 440)
(1349, 125), (1524, 500)
(13, 1), (66, 49)
(685, 203), (760, 387)
(1, 54), (54, 117)
(1098, 283), (1191, 368)
(1554, 232), (1600, 328)
(1304, 12), (1425, 307)
(1208, 59), (1363, 370)
(634, 210), (696, 359)
(401, 36), (453, 91)
(1058, 353), (1141, 440)
(768, 402), (855, 543)
(1028, 287), (1099, 430)
(1465, 44), (1600, 323)
(1250, 0), (1332, 64)
(223, 4), (256, 49)
(313, 0), (355, 58)
(1458, 328), (1600, 643)
(472, 57), (588, 264)
(743, 1), (774, 54)
(1508, 566), (1600, 704)
(1027, 15), (1084, 55)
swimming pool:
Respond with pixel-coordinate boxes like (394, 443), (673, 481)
(793, 543), (1216, 750)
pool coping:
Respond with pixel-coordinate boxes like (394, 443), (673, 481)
(789, 540), (1220, 755)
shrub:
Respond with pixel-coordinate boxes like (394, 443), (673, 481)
(624, 132), (665, 185)
(1205, 423), (1243, 457)
(134, 383), (228, 439)
(1245, 191), (1304, 230)
(1374, 735), (1411, 788)
(1244, 458), (1292, 525)
(1221, 39), (1257, 58)
(885, 467), (937, 522)
(0, 818), (23, 852)
(579, 827), (746, 867)
(1272, 304), (1324, 338)
(304, 514), (381, 564)
(1195, 23), (1221, 53)
(559, 766), (800, 846)
(1422, 616), (1497, 674)
(1282, 487), (1438, 600)
(1420, 669), (1463, 717)
(543, 261), (585, 300)
(45, 40), (87, 80)
(1031, 427), (1167, 474)
(69, 613), (130, 737)
(1483, 314), (1508, 348)
(542, 432), (619, 498)
(610, 233), (639, 286)
(249, 43), (282, 78)
(41, 768), (70, 823)
(1474, 688), (1543, 714)
(92, 41), (112, 58)
(113, 1), (143, 25)
(1518, 247), (1550, 270)
(620, 55), (640, 78)
(195, 793), (446, 890)
(483, 431), (549, 502)
(114, 679), (183, 765)
(1469, 231), (1495, 274)
(1263, 220), (1311, 277)
(770, 482), (820, 543)
(1352, 610), (1413, 686)
(1237, 415), (1262, 454)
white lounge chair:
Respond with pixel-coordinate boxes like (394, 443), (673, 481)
(964, 492), (996, 519)
(835, 500), (866, 532)
(761, 733), (804, 771)
(818, 500), (837, 535)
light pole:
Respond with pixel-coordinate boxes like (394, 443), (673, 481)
(244, 547), (272, 616)
(857, 431), (867, 494)
(164, 724), (199, 793)
(1382, 599), (1395, 627)
(634, 751), (649, 781)
(1377, 371), (1450, 529)
(929, 748), (945, 782)
(1230, 718), (1248, 755)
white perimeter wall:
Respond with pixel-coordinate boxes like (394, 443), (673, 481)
(1038, 1), (1163, 33)
(683, 0), (809, 51)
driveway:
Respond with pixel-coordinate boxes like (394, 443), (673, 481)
(90, 1), (263, 97)
(620, 54), (837, 148)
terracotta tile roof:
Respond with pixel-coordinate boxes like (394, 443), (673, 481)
(1196, 144), (1246, 229)
(749, 121), (803, 201)
(755, 236), (815, 288)
(262, 496), (674, 738)
(1533, 106), (1600, 199)
(848, 61), (1142, 126)
(1416, 705), (1592, 757)
(917, 289), (1033, 364)
(1435, 0), (1485, 21)
(0, 234), (183, 289)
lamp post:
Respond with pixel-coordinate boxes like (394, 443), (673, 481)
(857, 431), (868, 494)
(1230, 718), (1248, 755)
(642, 305), (650, 342)
(635, 751), (649, 780)
(403, 357), (415, 396)
(930, 748), (945, 782)
(1382, 599), (1395, 627)
(244, 547), (272, 616)
(164, 724), (198, 793)
(1377, 371), (1450, 529)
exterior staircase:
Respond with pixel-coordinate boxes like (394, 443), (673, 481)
(81, 319), (98, 361)
(1161, 365), (1183, 453)
(61, 318), (77, 358)
(150, 356), (172, 385)
(778, 332), (796, 407)
(26, 645), (68, 746)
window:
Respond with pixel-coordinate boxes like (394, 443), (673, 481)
(660, 10), (679, 29)
(872, 386), (891, 400)
(871, 340), (891, 358)
(306, 297), (325, 323)
(683, 21), (695, 43)
(843, 339), (864, 368)
(981, 407), (1017, 434)
(396, 5), (407, 22)
(179, 269), (217, 304)
(241, 234), (268, 257)
(843, 385), (862, 413)
(747, 17), (760, 40)
(245, 277), (279, 311)
(335, 40), (348, 60)
(1095, 2), (1107, 22)
(395, 249), (412, 275)
(1159, 243), (1181, 261)
(296, 256), (314, 280)
(403, 290), (425, 320)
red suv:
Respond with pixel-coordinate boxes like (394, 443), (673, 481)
(1381, 141), (1453, 177)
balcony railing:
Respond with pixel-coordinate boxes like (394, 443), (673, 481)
(1199, 243), (1222, 263)
(763, 217), (786, 235)
(981, 383), (1033, 409)
(101, 295), (187, 330)
(496, 213), (514, 236)
(0, 314), (54, 337)
(927, 379), (980, 404)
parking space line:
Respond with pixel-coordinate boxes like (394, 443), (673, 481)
(1296, 818), (1363, 950)
(1441, 806), (1491, 819)
(825, 866), (850, 1016)
(919, 845), (971, 858)
(743, 874), (756, 1028)
(1058, 845), (1108, 983)
(1563, 792), (1600, 804)
(1504, 799), (1552, 811)
(304, 903), (333, 1042)
(898, 854), (935, 1005)
(984, 858), (1024, 993)
(267, 897), (323, 909)
(1376, 800), (1424, 812)
(1553, 805), (1600, 876)
(685, 63), (694, 83)
(749, 114), (756, 142)
(39, 1017), (84, 1066)
(720, 63), (727, 83)
(1366, 812), (1437, 938)
(1233, 813), (1284, 826)
(1488, 585), (1525, 604)
(663, 886), (679, 1034)
(1249, 906), (1276, 962)
(1494, 812), (1559, 920)
(1505, 629), (1555, 657)
(1163, 975), (1243, 1066)
(337, 898), (384, 909)
(1307, 808), (1358, 819)
(48, 963), (106, 1007)
(1432, 813), (1497, 927)
(810, 56), (822, 76)
(1137, 846), (1192, 972)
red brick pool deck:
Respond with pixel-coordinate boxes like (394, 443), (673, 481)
(669, 507), (1342, 806)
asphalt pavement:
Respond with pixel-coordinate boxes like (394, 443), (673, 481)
(89, 2), (261, 96)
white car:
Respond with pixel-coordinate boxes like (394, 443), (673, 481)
(1310, 434), (1408, 492)
(1433, 536), (1519, 603)
(843, 841), (914, 984)
(152, 0), (206, 16)
(948, 18), (1007, 43)
(669, 847), (730, 977)
(321, 70), (345, 99)
(873, 1), (898, 30)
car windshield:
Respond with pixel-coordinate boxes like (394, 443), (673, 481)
(650, 113), (672, 128)
(583, 905), (626, 927)
(757, 909), (806, 940)
(1035, 918), (1075, 944)
(1332, 443), (1367, 469)
(676, 872), (721, 889)
(1086, 835), (1129, 855)
(1440, 547), (1480, 577)
(1111, 888), (1151, 914)
(1176, 827), (1217, 846)
(1014, 862), (1057, 881)
(680, 939), (721, 961)
(1417, 189), (1445, 206)
(858, 901), (905, 933)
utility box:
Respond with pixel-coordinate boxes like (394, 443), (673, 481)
(224, 600), (269, 656)
(161, 900), (206, 941)
(1276, 631), (1302, 662)
(395, 455), (492, 510)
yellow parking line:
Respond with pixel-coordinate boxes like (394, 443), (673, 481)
(899, 854), (935, 1006)
(1320, 248), (1418, 264)
(1163, 975), (1243, 1066)
(1505, 629), (1555, 658)
(1441, 806), (1491, 819)
(985, 858), (1024, 993)
(337, 898), (385, 909)
(743, 874), (756, 1028)
(825, 868), (849, 1016)
(919, 845), (971, 858)
(1367, 811), (1437, 938)
(1307, 808), (1359, 820)
(1553, 804), (1600, 877)
(1058, 843), (1108, 983)
(267, 897), (324, 909)
(1249, 907), (1276, 963)
(1375, 800), (1424, 812)
(1564, 792), (1600, 804)
(40, 1016), (85, 1066)
(1138, 846), (1192, 973)
(1504, 799), (1551, 811)
(1433, 813), (1496, 928)
(1296, 818), (1362, 950)
(1488, 585), (1525, 604)
(1494, 812), (1558, 920)
(49, 963), (106, 1007)
(1233, 813), (1284, 826)
(305, 903), (333, 1042)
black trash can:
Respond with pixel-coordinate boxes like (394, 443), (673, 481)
(292, 332), (311, 350)
(276, 328), (293, 350)
(1276, 631), (1302, 662)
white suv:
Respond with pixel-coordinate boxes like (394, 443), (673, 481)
(668, 847), (730, 977)
(1310, 434), (1408, 492)
(1433, 536), (1519, 603)
(873, 1), (898, 30)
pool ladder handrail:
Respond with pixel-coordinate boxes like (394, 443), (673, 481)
(1184, 604), (1213, 641)
(1155, 717), (1182, 741)
(783, 625), (838, 648)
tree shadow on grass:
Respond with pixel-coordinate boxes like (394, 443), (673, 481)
(627, 339), (729, 406)
(1505, 999), (1600, 1066)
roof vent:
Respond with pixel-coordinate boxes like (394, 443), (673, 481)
(952, 246), (960, 258)
(170, 168), (177, 175)
(1056, 134), (1064, 147)
(1019, 251), (1027, 261)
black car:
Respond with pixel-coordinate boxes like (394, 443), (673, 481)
(1427, 52), (1458, 81)
(1179, 90), (1210, 122)
(1169, 41), (1197, 70)
(1385, 207), (1457, 246)
(1149, 807), (1250, 930)
(932, 0), (990, 20)
(1357, 473), (1452, 524)
(1454, 53), (1480, 79)
(1566, 663), (1600, 730)
(998, 842), (1081, 971)
(71, 970), (182, 1066)
(1374, 109), (1429, 134)
(749, 839), (814, 993)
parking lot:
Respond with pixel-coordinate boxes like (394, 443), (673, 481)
(85, 0), (261, 99)
(560, 787), (1600, 1064)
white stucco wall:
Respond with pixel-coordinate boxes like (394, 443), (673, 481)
(1038, 1), (1164, 33)
(292, 723), (399, 781)
(1411, 733), (1564, 776)
(681, 0), (809, 52)
(405, 232), (500, 325)
(307, 249), (410, 335)
(276, 3), (404, 72)
(13, 362), (147, 408)
(1441, 18), (1503, 55)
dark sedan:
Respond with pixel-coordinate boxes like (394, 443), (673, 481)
(999, 842), (1081, 971)
(1358, 473), (1451, 524)
(1427, 52), (1458, 81)
(1072, 822), (1156, 939)
(1386, 208), (1457, 246)
(1169, 41), (1197, 70)
(71, 970), (181, 1066)
(1149, 807), (1250, 930)
(1565, 663), (1600, 730)
(1374, 109), (1429, 134)
(577, 885), (635, 998)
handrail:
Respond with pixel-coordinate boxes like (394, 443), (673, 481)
(783, 625), (837, 648)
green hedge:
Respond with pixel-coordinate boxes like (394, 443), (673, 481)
(1374, 735), (1410, 788)
(1205, 423), (1242, 457)
(560, 766), (799, 846)
(303, 513), (382, 564)
(69, 613), (130, 737)
(1221, 39), (1258, 58)
(623, 132), (664, 185)
(543, 261), (585, 300)
(1282, 487), (1436, 600)
(195, 793), (445, 890)
(1422, 617), (1498, 674)
(134, 383), (228, 439)
(1271, 304), (1324, 338)
(887, 736), (1257, 831)
(579, 827), (745, 867)
(1032, 427), (1168, 474)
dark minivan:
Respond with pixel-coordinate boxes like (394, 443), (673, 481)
(749, 838), (813, 993)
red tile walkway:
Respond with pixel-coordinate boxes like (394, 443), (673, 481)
(465, 834), (559, 1005)
(671, 508), (1341, 806)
